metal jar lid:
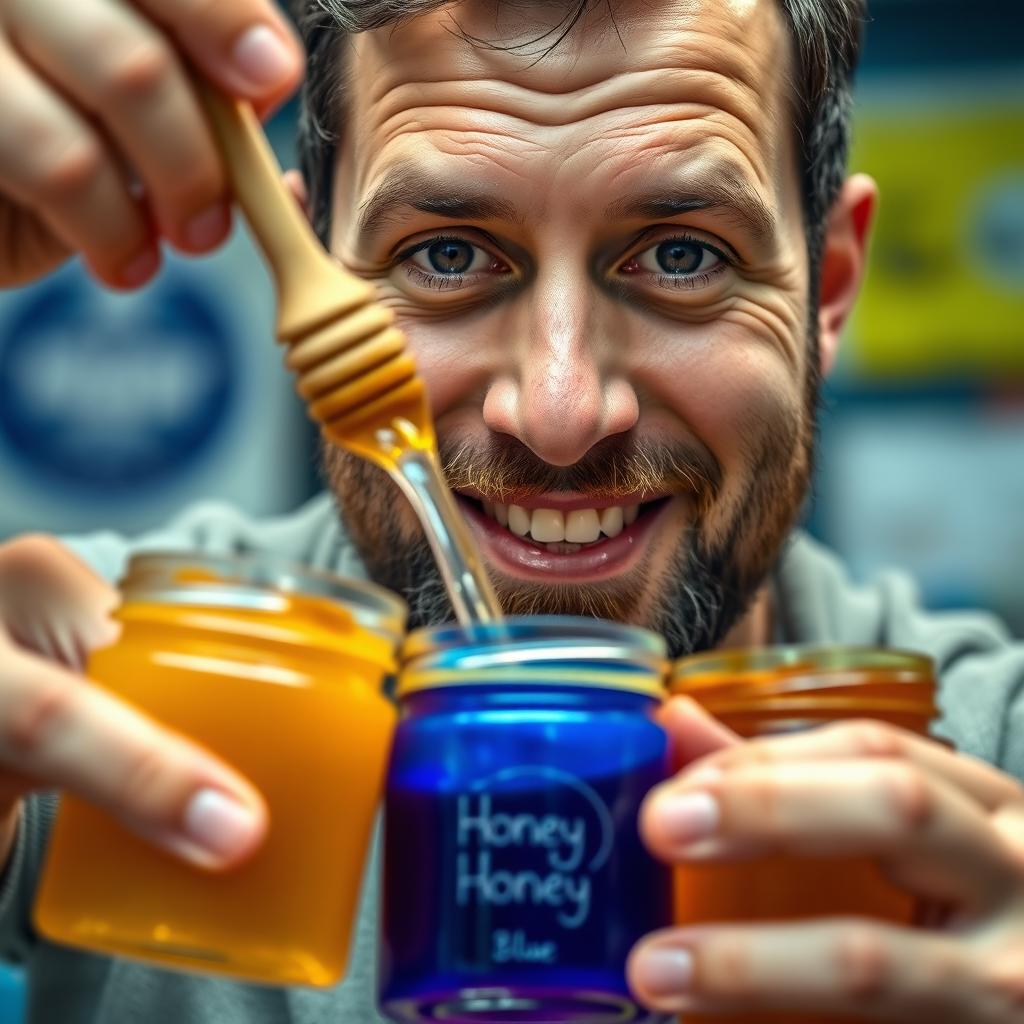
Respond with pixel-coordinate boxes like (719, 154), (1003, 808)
(120, 551), (408, 642)
(399, 615), (668, 698)
(671, 644), (936, 712)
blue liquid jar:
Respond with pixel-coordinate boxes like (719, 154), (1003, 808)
(380, 617), (673, 1024)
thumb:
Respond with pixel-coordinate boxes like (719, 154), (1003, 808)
(640, 697), (740, 865)
(0, 536), (120, 671)
(658, 695), (740, 770)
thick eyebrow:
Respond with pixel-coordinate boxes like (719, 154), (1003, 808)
(356, 165), (522, 244)
(604, 168), (777, 249)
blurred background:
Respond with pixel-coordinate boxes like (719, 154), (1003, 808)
(811, 0), (1024, 639)
(0, 0), (1021, 1015)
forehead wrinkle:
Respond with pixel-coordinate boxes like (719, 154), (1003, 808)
(372, 114), (548, 165)
(341, 0), (799, 238)
(372, 65), (760, 133)
(366, 91), (774, 198)
(356, 0), (782, 104)
(362, 62), (781, 201)
(571, 110), (773, 193)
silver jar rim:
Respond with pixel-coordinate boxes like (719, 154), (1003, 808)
(120, 551), (408, 641)
(399, 616), (668, 697)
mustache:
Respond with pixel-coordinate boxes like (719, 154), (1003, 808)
(439, 433), (722, 513)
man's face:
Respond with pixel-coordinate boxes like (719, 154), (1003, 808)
(325, 0), (814, 652)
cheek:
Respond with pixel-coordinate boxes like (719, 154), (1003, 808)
(400, 308), (510, 422)
(637, 320), (807, 482)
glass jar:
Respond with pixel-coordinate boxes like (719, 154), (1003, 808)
(34, 552), (406, 987)
(670, 646), (938, 1024)
(380, 617), (673, 1024)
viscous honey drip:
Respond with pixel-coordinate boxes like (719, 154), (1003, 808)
(195, 82), (501, 627)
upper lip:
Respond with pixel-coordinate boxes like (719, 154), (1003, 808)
(453, 487), (671, 512)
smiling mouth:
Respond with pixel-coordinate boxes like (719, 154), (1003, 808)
(448, 491), (671, 589)
(471, 496), (667, 551)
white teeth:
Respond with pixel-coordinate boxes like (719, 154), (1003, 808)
(530, 508), (565, 543)
(484, 500), (645, 541)
(565, 508), (601, 544)
(599, 506), (624, 538)
(507, 504), (531, 537)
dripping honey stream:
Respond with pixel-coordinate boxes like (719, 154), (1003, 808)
(194, 81), (502, 627)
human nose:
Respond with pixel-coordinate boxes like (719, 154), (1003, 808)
(482, 270), (639, 467)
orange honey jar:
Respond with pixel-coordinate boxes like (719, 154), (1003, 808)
(34, 552), (406, 987)
(669, 646), (938, 1024)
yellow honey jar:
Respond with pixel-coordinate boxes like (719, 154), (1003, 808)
(34, 552), (406, 987)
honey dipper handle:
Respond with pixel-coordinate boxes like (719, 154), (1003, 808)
(393, 447), (503, 626)
(194, 81), (373, 341)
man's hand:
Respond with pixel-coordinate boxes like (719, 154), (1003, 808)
(629, 697), (1024, 1022)
(0, 0), (302, 289)
(0, 535), (266, 871)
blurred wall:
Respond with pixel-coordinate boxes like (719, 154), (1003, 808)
(0, 110), (317, 547)
(808, 0), (1024, 638)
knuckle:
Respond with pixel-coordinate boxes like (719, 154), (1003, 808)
(36, 138), (107, 201)
(179, 0), (284, 38)
(102, 39), (177, 100)
(739, 740), (776, 769)
(704, 935), (757, 1000)
(833, 720), (906, 759)
(745, 772), (785, 841)
(183, 0), (230, 24)
(0, 534), (60, 573)
(163, 163), (223, 215)
(117, 738), (180, 817)
(834, 926), (893, 1002)
(1, 676), (74, 757)
(879, 761), (933, 831)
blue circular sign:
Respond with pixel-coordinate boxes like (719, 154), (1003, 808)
(0, 267), (236, 492)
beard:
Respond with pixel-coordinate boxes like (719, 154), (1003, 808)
(320, 390), (815, 657)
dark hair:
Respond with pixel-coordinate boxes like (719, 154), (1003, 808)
(288, 0), (865, 273)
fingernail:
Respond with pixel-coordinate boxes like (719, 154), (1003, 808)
(231, 25), (297, 91)
(660, 791), (719, 847)
(119, 247), (159, 287)
(635, 946), (694, 999)
(183, 789), (261, 861)
(183, 204), (229, 250)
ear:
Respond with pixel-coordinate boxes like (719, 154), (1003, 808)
(817, 172), (878, 377)
(282, 169), (312, 223)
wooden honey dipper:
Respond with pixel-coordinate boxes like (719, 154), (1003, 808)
(195, 83), (502, 626)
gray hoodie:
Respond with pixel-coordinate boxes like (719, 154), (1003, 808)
(2, 494), (1021, 1024)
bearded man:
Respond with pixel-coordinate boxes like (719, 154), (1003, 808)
(0, 0), (1022, 1021)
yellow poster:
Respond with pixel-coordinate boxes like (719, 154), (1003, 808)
(849, 103), (1024, 377)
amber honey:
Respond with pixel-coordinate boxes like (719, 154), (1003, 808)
(34, 553), (406, 986)
(670, 647), (937, 1024)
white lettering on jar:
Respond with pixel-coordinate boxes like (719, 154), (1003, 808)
(492, 929), (558, 964)
(453, 767), (615, 937)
